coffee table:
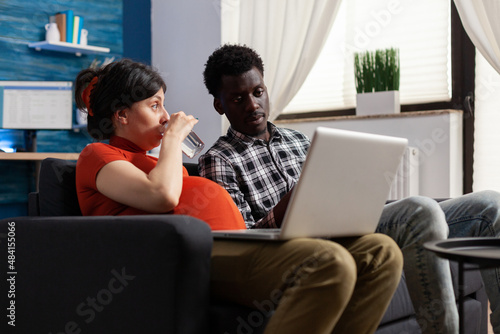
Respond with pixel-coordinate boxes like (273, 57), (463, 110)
(424, 237), (500, 334)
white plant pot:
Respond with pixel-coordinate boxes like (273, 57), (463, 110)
(356, 90), (400, 116)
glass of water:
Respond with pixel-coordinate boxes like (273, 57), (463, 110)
(181, 130), (205, 158)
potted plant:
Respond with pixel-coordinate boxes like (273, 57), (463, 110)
(354, 48), (400, 115)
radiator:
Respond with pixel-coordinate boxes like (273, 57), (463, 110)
(387, 147), (419, 200)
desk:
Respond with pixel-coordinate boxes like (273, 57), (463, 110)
(424, 238), (500, 334)
(0, 152), (79, 161)
(0, 152), (80, 190)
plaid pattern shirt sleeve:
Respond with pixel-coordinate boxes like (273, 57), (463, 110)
(198, 124), (310, 229)
(198, 152), (272, 228)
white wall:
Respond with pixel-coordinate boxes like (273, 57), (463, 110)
(277, 110), (464, 198)
(149, 5), (462, 198)
(151, 0), (223, 161)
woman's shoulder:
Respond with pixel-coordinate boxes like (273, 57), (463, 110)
(81, 142), (116, 155)
(78, 142), (129, 169)
(79, 142), (127, 159)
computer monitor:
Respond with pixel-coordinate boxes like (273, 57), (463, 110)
(0, 81), (73, 130)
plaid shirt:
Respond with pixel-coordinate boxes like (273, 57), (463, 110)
(198, 122), (310, 229)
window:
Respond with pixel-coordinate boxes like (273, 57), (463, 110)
(283, 0), (451, 114)
(473, 51), (500, 192)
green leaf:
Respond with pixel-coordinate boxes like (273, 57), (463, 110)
(353, 47), (400, 93)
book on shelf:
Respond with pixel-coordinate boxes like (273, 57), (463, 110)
(47, 10), (86, 45)
(72, 16), (83, 44)
(59, 9), (73, 43)
(55, 12), (66, 42)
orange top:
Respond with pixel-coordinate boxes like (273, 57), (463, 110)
(76, 136), (245, 230)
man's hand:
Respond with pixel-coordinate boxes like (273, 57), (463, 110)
(272, 187), (295, 227)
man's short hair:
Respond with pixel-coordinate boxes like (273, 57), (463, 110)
(203, 44), (264, 97)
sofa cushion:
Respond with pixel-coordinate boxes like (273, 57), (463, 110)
(184, 162), (199, 176)
(39, 158), (82, 216)
(450, 261), (484, 297)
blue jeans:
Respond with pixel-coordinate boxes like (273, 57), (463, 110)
(376, 190), (500, 334)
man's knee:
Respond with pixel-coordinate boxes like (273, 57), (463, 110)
(402, 196), (444, 218)
(360, 233), (403, 270)
(291, 239), (357, 287)
(471, 189), (500, 203)
(469, 190), (500, 218)
(398, 196), (449, 239)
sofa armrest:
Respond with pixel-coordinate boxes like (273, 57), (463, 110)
(0, 215), (212, 334)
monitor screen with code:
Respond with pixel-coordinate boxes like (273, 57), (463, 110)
(0, 81), (73, 130)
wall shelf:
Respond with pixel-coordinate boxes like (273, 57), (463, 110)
(28, 41), (110, 56)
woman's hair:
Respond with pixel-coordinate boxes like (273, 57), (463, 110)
(75, 58), (166, 140)
(203, 44), (264, 97)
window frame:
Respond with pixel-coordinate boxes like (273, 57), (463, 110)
(276, 1), (476, 194)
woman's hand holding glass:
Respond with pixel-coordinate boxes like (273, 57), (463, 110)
(163, 112), (204, 158)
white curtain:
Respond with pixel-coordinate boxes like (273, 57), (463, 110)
(454, 0), (500, 74)
(222, 0), (342, 121)
(453, 1), (500, 191)
(473, 51), (500, 192)
(285, 0), (451, 113)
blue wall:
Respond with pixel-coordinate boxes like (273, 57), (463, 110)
(0, 0), (136, 218)
(123, 0), (151, 65)
(0, 0), (123, 80)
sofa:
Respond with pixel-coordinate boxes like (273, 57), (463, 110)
(0, 158), (489, 333)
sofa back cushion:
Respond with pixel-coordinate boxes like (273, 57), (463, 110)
(39, 158), (82, 216)
(37, 160), (201, 217)
(184, 162), (199, 176)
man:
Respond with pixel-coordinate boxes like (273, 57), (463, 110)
(199, 44), (500, 334)
(195, 46), (407, 334)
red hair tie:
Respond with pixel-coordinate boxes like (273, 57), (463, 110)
(82, 76), (98, 116)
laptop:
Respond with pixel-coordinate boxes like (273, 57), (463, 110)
(212, 127), (408, 240)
